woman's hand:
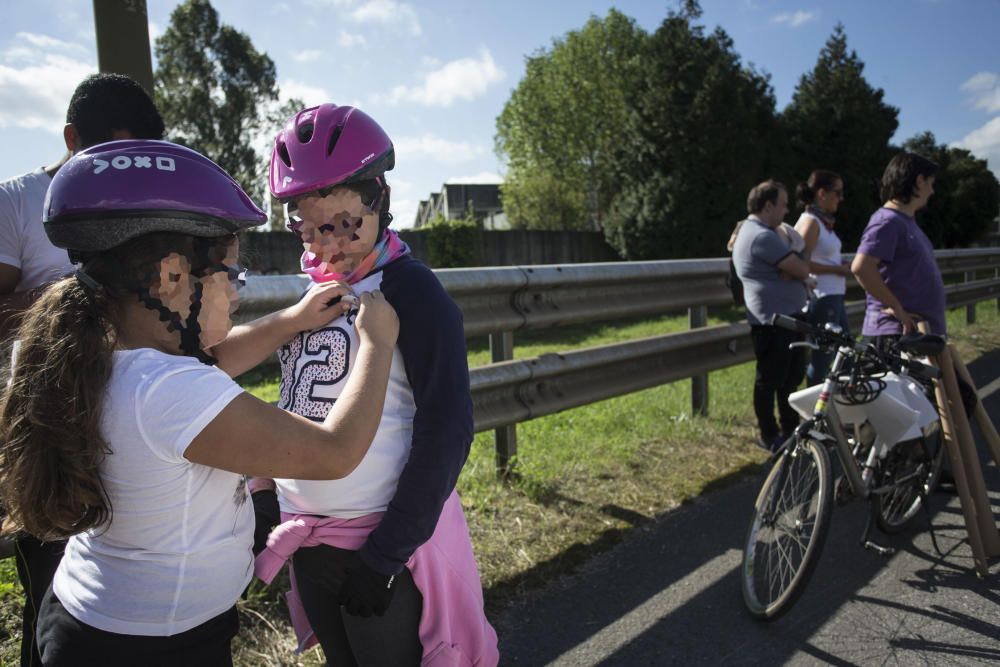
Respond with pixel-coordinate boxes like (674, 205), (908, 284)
(354, 290), (399, 350)
(882, 305), (917, 334)
(286, 281), (354, 332)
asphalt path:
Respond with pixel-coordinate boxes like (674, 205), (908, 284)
(494, 349), (1000, 666)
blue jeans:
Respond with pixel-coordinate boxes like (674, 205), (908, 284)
(806, 294), (851, 386)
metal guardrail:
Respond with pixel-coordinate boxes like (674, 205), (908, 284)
(239, 248), (1000, 332)
(237, 259), (735, 333)
(237, 248), (1000, 475)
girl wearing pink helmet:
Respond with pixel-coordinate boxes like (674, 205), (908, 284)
(255, 104), (498, 666)
(0, 140), (398, 665)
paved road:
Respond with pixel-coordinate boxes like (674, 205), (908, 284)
(494, 350), (1000, 666)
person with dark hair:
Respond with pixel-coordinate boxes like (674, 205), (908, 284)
(851, 152), (944, 340)
(732, 180), (811, 452)
(1, 140), (398, 665)
(64, 73), (166, 149)
(253, 104), (498, 666)
(0, 73), (165, 336)
(793, 170), (853, 384)
(0, 71), (165, 666)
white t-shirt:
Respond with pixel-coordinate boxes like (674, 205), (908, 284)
(275, 270), (416, 517)
(53, 349), (251, 636)
(0, 169), (74, 291)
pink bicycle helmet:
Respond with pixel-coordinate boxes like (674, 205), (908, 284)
(270, 104), (394, 201)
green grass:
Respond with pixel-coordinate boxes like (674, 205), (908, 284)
(3, 301), (998, 666)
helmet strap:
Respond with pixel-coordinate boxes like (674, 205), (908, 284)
(135, 284), (217, 365)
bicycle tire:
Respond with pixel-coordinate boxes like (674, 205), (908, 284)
(876, 423), (945, 533)
(741, 437), (833, 621)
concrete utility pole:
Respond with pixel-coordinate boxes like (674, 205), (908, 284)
(92, 0), (155, 95)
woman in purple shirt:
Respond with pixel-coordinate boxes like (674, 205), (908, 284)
(851, 152), (944, 341)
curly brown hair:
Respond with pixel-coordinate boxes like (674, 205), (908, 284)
(0, 232), (236, 540)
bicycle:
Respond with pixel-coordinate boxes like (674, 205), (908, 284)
(740, 314), (947, 621)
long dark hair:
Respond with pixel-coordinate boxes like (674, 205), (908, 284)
(795, 170), (841, 209)
(0, 232), (236, 540)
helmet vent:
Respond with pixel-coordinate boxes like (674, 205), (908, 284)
(326, 125), (343, 157)
(297, 123), (315, 143)
(278, 141), (292, 168)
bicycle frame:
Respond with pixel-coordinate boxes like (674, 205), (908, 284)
(798, 343), (869, 499)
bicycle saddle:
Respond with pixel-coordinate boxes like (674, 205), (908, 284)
(897, 333), (946, 356)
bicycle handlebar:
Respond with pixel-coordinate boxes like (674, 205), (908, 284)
(770, 313), (852, 346)
(769, 313), (941, 382)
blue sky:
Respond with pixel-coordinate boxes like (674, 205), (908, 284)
(0, 0), (998, 227)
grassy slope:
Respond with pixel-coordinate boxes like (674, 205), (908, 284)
(2, 303), (998, 665)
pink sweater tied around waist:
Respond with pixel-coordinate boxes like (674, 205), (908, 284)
(254, 491), (498, 667)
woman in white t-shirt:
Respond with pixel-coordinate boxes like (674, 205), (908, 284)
(0, 140), (398, 667)
(793, 169), (853, 385)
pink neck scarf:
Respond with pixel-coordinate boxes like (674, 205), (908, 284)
(301, 229), (410, 285)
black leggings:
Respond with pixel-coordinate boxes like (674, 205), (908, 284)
(14, 534), (65, 667)
(36, 587), (239, 667)
(292, 544), (423, 667)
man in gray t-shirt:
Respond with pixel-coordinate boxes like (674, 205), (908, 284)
(732, 180), (810, 451)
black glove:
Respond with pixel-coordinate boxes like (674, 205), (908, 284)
(337, 551), (397, 618)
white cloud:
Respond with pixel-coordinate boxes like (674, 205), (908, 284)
(351, 0), (421, 36)
(392, 197), (418, 228)
(292, 49), (324, 63)
(961, 71), (1000, 113)
(771, 10), (817, 28)
(387, 49), (504, 107)
(16, 32), (86, 53)
(394, 133), (485, 163)
(0, 33), (95, 133)
(952, 116), (1000, 178)
(337, 31), (368, 48)
(280, 79), (333, 108)
(147, 21), (162, 43)
(446, 172), (503, 185)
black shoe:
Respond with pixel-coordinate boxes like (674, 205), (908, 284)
(756, 435), (783, 453)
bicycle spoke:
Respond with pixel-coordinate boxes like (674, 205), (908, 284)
(743, 439), (833, 619)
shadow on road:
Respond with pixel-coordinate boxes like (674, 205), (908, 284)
(493, 349), (1000, 665)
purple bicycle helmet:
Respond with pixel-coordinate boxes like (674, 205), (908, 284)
(270, 104), (394, 201)
(45, 139), (266, 258)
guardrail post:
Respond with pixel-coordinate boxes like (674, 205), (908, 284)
(490, 331), (517, 477)
(966, 271), (976, 324)
(689, 306), (709, 416)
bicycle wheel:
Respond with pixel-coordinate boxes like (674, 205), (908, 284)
(741, 437), (833, 621)
(876, 423), (944, 533)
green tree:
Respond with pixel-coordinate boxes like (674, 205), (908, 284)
(605, 3), (779, 259)
(410, 212), (482, 268)
(154, 0), (299, 204)
(500, 170), (587, 231)
(495, 9), (646, 231)
(901, 132), (1000, 248)
(780, 24), (899, 248)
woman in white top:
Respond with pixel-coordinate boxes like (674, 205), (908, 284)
(794, 169), (853, 385)
(0, 140), (399, 666)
